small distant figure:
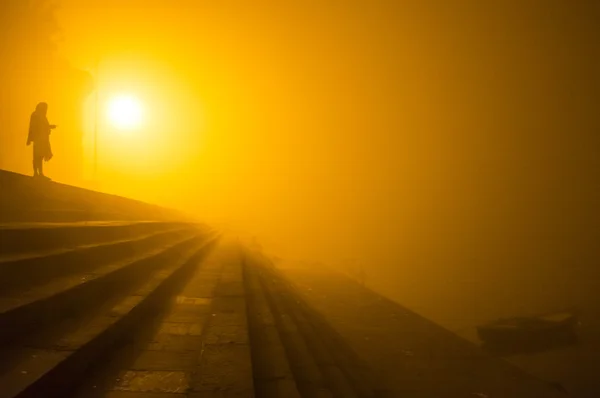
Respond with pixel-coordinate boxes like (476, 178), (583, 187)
(27, 102), (56, 179)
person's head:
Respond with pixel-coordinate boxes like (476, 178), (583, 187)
(35, 102), (48, 116)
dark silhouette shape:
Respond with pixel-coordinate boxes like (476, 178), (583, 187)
(478, 310), (579, 355)
(0, 1), (60, 170)
(27, 102), (56, 179)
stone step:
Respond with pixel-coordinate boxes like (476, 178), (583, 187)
(190, 238), (254, 397)
(0, 226), (196, 294)
(0, 221), (201, 257)
(67, 237), (253, 398)
(250, 251), (334, 398)
(260, 259), (376, 398)
(0, 234), (219, 398)
(0, 231), (209, 345)
(0, 169), (185, 223)
(243, 248), (302, 398)
(247, 249), (383, 398)
(0, 209), (143, 223)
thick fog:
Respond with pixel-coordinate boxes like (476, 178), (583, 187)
(1, 0), (599, 347)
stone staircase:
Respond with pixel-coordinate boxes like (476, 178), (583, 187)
(0, 223), (386, 398)
(0, 171), (570, 397)
(0, 220), (216, 397)
(0, 171), (377, 398)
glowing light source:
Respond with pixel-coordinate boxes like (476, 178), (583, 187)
(107, 95), (143, 130)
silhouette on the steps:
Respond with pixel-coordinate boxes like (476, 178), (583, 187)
(27, 102), (56, 179)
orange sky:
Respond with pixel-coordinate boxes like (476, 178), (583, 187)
(45, 1), (600, 271)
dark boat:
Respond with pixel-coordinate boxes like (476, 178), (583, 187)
(477, 311), (578, 350)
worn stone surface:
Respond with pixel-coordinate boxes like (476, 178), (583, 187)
(163, 297), (212, 323)
(100, 237), (253, 398)
(107, 296), (145, 318)
(180, 274), (221, 298)
(106, 391), (184, 398)
(251, 340), (292, 380)
(220, 268), (242, 279)
(0, 349), (69, 398)
(113, 370), (189, 393)
(214, 280), (245, 297)
(243, 255), (300, 397)
(245, 279), (276, 326)
(192, 344), (254, 393)
(187, 390), (253, 398)
(256, 377), (302, 398)
(155, 322), (204, 336)
(50, 316), (119, 350)
(281, 266), (569, 398)
(246, 323), (293, 381)
(146, 333), (204, 352)
(203, 324), (249, 345)
(211, 297), (246, 314)
(131, 350), (197, 371)
(186, 239), (253, 395)
(210, 312), (248, 328)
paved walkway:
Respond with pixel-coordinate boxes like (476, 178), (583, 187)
(278, 264), (567, 398)
(71, 237), (253, 397)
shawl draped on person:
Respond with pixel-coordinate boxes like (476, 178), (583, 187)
(27, 103), (53, 161)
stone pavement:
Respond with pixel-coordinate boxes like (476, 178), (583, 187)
(72, 237), (254, 398)
(277, 263), (567, 398)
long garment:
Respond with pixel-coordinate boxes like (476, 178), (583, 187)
(27, 111), (53, 161)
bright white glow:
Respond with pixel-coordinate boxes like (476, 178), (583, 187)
(107, 95), (143, 130)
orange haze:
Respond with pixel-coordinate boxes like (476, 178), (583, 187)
(1, 1), (599, 336)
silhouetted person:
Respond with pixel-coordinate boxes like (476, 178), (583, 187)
(27, 102), (56, 179)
